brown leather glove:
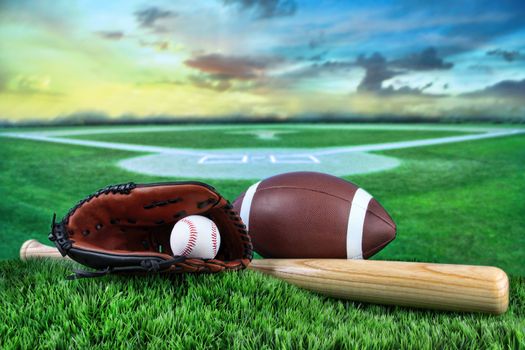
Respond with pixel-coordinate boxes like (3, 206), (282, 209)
(49, 181), (252, 279)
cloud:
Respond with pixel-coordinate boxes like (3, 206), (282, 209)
(356, 53), (398, 93)
(351, 49), (452, 96)
(308, 31), (326, 49)
(96, 31), (124, 40)
(380, 2), (523, 56)
(184, 53), (285, 92)
(468, 64), (494, 74)
(392, 47), (453, 70)
(293, 50), (329, 63)
(378, 84), (446, 97)
(2, 74), (62, 96)
(309, 3), (521, 58)
(316, 60), (354, 70)
(354, 48), (452, 95)
(11, 75), (52, 94)
(185, 53), (281, 80)
(272, 47), (453, 94)
(134, 6), (177, 30)
(443, 14), (523, 56)
(464, 79), (525, 98)
(188, 75), (232, 92)
(308, 51), (329, 62)
(222, 0), (297, 19)
(282, 59), (355, 80)
(486, 49), (523, 62)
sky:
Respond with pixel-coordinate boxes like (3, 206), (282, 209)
(0, 0), (524, 121)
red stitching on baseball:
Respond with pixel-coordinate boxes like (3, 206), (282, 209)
(180, 218), (198, 257)
(211, 223), (218, 257)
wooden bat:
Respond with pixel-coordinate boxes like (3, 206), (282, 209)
(20, 239), (509, 314)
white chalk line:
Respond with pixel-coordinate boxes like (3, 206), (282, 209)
(2, 125), (523, 161)
(2, 134), (208, 156)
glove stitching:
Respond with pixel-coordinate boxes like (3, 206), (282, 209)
(222, 205), (253, 261)
(144, 197), (182, 210)
(63, 182), (136, 225)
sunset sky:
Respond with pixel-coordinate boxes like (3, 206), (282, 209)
(0, 0), (524, 121)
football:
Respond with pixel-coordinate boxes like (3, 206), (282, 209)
(233, 171), (396, 259)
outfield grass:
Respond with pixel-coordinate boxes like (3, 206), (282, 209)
(1, 124), (524, 348)
(64, 127), (469, 148)
(0, 259), (523, 349)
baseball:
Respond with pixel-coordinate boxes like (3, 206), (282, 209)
(170, 215), (221, 259)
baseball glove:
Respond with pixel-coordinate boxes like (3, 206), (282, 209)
(49, 181), (252, 279)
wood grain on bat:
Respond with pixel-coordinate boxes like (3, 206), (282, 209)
(249, 259), (508, 314)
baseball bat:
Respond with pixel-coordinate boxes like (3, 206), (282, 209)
(20, 239), (509, 314)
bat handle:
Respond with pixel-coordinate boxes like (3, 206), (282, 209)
(20, 239), (68, 261)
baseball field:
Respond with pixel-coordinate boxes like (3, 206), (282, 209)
(1, 123), (524, 348)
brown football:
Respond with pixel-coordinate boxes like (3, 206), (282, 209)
(233, 171), (396, 259)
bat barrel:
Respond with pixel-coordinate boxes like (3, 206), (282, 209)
(249, 259), (509, 314)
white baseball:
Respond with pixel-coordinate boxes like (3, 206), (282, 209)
(170, 215), (221, 259)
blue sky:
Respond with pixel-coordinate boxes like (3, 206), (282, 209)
(0, 0), (524, 120)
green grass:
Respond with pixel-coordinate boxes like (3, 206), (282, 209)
(0, 259), (523, 349)
(0, 125), (523, 274)
(64, 127), (469, 148)
(1, 124), (524, 348)
(353, 132), (525, 275)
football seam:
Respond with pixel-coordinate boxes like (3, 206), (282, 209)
(363, 233), (396, 259)
(364, 205), (396, 229)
